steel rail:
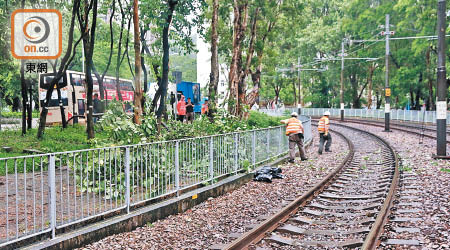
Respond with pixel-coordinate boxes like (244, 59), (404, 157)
(332, 116), (450, 135)
(225, 123), (400, 250)
(223, 129), (355, 250)
(315, 117), (450, 144)
(330, 123), (400, 250)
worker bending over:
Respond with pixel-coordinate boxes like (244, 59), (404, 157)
(281, 112), (308, 163)
(318, 111), (332, 154)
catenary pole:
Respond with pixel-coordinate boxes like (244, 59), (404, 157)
(436, 0), (447, 156)
(340, 40), (345, 121)
(384, 14), (391, 131)
(298, 57), (302, 115)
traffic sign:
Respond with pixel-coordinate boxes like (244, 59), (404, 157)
(385, 88), (391, 97)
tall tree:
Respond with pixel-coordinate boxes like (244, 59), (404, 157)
(92, 0), (116, 109)
(78, 0), (99, 139)
(228, 0), (248, 115)
(208, 0), (219, 117)
(132, 0), (143, 124)
(37, 0), (83, 138)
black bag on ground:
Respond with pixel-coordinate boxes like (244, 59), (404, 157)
(254, 173), (273, 183)
(254, 166), (284, 182)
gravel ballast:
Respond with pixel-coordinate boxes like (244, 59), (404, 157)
(338, 122), (450, 250)
(80, 131), (349, 250)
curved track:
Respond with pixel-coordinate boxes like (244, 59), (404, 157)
(313, 117), (450, 144)
(224, 123), (399, 250)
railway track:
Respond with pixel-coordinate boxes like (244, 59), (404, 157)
(314, 117), (450, 144)
(223, 124), (403, 249)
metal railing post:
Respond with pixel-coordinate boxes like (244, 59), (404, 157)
(48, 154), (56, 239)
(209, 137), (214, 181)
(278, 127), (282, 155)
(234, 133), (239, 173)
(252, 130), (256, 166)
(125, 147), (130, 213)
(175, 141), (180, 196)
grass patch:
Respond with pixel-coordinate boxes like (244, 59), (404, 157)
(440, 168), (450, 173)
(0, 111), (39, 118)
(0, 125), (110, 158)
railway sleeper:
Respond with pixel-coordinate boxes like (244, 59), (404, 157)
(267, 234), (364, 248)
(289, 216), (376, 226)
(307, 202), (380, 211)
(277, 224), (370, 236)
(300, 208), (377, 218)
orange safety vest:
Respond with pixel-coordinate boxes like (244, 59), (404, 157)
(318, 116), (329, 133)
(201, 103), (209, 114)
(284, 117), (303, 135)
(177, 101), (186, 115)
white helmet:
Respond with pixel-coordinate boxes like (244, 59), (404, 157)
(291, 112), (298, 117)
(324, 111), (331, 116)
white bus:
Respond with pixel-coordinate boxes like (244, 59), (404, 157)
(39, 70), (134, 125)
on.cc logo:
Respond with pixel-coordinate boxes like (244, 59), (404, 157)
(11, 9), (62, 59)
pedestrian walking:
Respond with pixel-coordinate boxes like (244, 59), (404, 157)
(186, 98), (194, 123)
(93, 93), (100, 123)
(201, 99), (209, 116)
(281, 112), (308, 163)
(177, 95), (186, 122)
(318, 110), (332, 155)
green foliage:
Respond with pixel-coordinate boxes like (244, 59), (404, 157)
(0, 111), (39, 118)
(246, 111), (285, 128)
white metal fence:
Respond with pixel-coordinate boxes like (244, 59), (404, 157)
(0, 117), (312, 247)
(260, 107), (450, 124)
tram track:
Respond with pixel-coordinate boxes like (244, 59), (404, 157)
(313, 117), (450, 144)
(223, 123), (401, 249)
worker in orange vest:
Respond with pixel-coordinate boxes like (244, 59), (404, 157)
(318, 111), (332, 155)
(177, 95), (186, 122)
(201, 99), (209, 115)
(281, 112), (308, 163)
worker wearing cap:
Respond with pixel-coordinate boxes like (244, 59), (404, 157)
(318, 111), (332, 154)
(281, 112), (308, 163)
(201, 99), (209, 115)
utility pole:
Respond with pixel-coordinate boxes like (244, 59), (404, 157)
(383, 14), (392, 132)
(297, 57), (302, 115)
(436, 0), (447, 157)
(340, 40), (345, 121)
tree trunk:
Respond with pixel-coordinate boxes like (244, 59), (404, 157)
(228, 0), (248, 115)
(349, 72), (360, 108)
(237, 6), (258, 117)
(132, 0), (142, 124)
(115, 0), (126, 101)
(156, 0), (177, 131)
(409, 88), (415, 109)
(246, 63), (261, 108)
(37, 0), (81, 139)
(27, 80), (32, 129)
(208, 0), (219, 118)
(81, 0), (98, 140)
(150, 64), (162, 113)
(425, 48), (435, 110)
(376, 91), (383, 109)
(20, 61), (27, 135)
(56, 84), (67, 128)
(91, 0), (115, 109)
